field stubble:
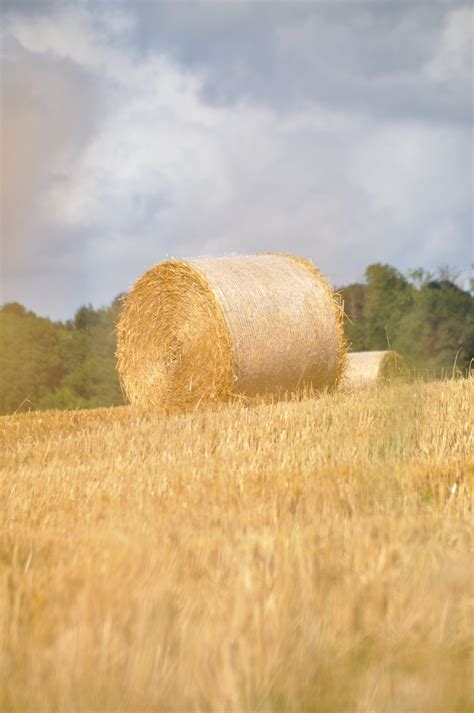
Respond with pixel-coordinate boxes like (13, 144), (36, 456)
(0, 379), (473, 712)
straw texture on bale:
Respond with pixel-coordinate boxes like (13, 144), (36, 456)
(345, 350), (407, 387)
(117, 254), (345, 410)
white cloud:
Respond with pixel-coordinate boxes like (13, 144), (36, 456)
(1, 2), (472, 319)
(0, 34), (101, 275)
(424, 6), (473, 84)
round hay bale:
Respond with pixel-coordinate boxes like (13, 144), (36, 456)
(345, 350), (407, 388)
(117, 254), (346, 410)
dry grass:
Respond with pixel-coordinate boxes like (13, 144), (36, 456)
(0, 378), (473, 712)
(117, 254), (345, 410)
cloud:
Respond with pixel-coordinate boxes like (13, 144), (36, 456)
(0, 32), (103, 319)
(132, 1), (473, 122)
(1, 2), (472, 319)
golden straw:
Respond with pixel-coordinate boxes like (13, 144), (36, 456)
(344, 350), (407, 387)
(117, 254), (346, 410)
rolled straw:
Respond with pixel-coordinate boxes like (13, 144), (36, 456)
(117, 254), (346, 409)
(345, 350), (407, 387)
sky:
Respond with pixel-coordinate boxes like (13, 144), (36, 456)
(1, 0), (472, 321)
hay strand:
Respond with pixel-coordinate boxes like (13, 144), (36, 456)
(117, 254), (345, 410)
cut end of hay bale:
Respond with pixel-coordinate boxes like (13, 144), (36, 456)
(344, 350), (407, 388)
(116, 260), (234, 410)
(116, 254), (346, 410)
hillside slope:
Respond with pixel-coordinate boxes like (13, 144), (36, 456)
(1, 380), (473, 712)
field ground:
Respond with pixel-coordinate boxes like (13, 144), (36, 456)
(1, 379), (473, 712)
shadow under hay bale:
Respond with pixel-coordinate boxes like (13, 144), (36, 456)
(344, 350), (407, 388)
(117, 254), (346, 410)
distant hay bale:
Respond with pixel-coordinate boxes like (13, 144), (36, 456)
(345, 351), (407, 387)
(117, 254), (346, 410)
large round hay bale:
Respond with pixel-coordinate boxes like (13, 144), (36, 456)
(117, 254), (345, 410)
(345, 350), (407, 387)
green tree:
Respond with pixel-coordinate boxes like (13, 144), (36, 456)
(59, 301), (124, 408)
(0, 307), (69, 414)
(363, 264), (414, 349)
(0, 299), (125, 415)
(340, 283), (367, 351)
(397, 278), (474, 372)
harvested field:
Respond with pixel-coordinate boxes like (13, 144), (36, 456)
(1, 379), (473, 712)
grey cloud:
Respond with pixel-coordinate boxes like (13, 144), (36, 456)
(1, 1), (472, 320)
(1, 0), (60, 16)
(129, 1), (472, 123)
(0, 36), (103, 311)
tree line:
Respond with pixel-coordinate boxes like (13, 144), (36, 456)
(1, 263), (472, 415)
(341, 264), (473, 373)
